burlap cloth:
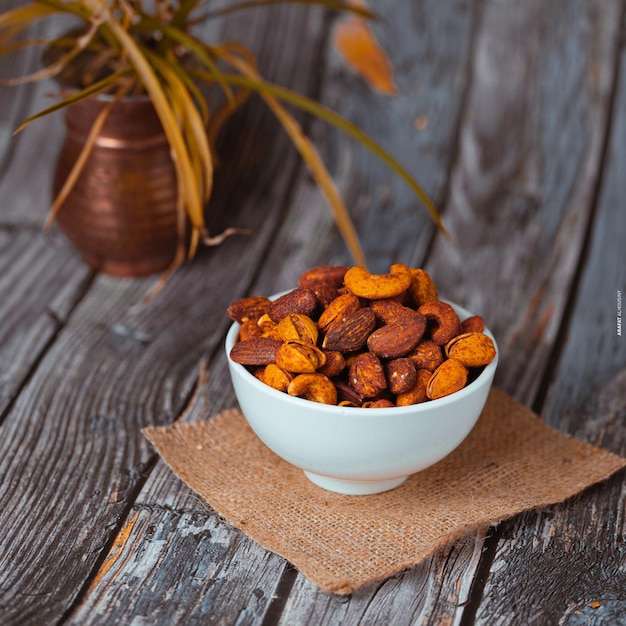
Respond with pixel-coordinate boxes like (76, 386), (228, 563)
(143, 388), (626, 594)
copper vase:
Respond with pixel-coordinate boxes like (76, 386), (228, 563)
(53, 96), (179, 277)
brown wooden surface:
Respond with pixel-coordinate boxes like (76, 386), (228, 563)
(1, 1), (625, 624)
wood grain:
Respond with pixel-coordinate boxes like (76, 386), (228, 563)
(0, 0), (624, 623)
(474, 16), (626, 623)
(0, 6), (334, 625)
(271, 1), (623, 623)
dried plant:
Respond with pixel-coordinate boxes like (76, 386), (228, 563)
(0, 0), (446, 272)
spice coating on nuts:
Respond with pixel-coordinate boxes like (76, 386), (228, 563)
(229, 264), (495, 407)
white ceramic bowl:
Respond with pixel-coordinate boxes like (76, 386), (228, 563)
(225, 297), (498, 495)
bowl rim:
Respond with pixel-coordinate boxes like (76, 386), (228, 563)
(225, 293), (498, 416)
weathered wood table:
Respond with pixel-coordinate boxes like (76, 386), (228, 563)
(1, 1), (625, 624)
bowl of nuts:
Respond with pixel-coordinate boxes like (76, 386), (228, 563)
(225, 264), (498, 495)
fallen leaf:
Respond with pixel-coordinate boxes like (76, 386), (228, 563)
(333, 3), (397, 95)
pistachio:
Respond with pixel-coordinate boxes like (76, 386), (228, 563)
(445, 332), (496, 367)
(275, 341), (326, 373)
(277, 313), (319, 345)
(427, 358), (468, 400)
(261, 363), (293, 392)
(317, 293), (361, 333)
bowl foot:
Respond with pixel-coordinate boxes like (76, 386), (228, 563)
(303, 471), (407, 495)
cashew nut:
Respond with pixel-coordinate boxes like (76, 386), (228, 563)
(417, 301), (461, 345)
(288, 373), (338, 405)
(343, 263), (412, 299)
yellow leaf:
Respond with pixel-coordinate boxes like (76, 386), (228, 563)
(333, 3), (397, 95)
(215, 46), (366, 267)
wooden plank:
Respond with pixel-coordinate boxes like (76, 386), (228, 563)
(425, 0), (623, 407)
(53, 2), (479, 621)
(0, 12), (73, 226)
(223, 1), (488, 624)
(473, 19), (626, 622)
(278, 531), (486, 626)
(299, 0), (478, 272)
(0, 6), (333, 625)
(65, 372), (291, 626)
(0, 230), (91, 417)
(270, 0), (623, 624)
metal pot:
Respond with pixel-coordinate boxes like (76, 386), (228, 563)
(53, 95), (180, 277)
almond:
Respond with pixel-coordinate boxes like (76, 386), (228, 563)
(322, 307), (376, 352)
(367, 312), (426, 359)
(268, 288), (318, 322)
(227, 296), (271, 323)
(229, 337), (283, 366)
(298, 265), (349, 289)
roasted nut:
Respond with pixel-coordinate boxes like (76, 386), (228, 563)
(396, 369), (431, 406)
(445, 332), (496, 367)
(322, 307), (376, 352)
(369, 299), (417, 325)
(334, 378), (366, 406)
(461, 315), (485, 334)
(268, 288), (318, 322)
(363, 399), (395, 408)
(260, 364), (293, 392)
(385, 358), (417, 395)
(417, 301), (462, 345)
(317, 350), (346, 378)
(239, 318), (263, 341)
(275, 341), (326, 373)
(317, 293), (361, 332)
(288, 373), (338, 405)
(229, 262), (495, 406)
(230, 337), (283, 366)
(310, 282), (339, 309)
(256, 313), (281, 339)
(407, 268), (438, 307)
(343, 263), (412, 299)
(227, 296), (271, 323)
(252, 367), (265, 382)
(277, 314), (319, 345)
(367, 312), (426, 359)
(348, 352), (387, 398)
(407, 339), (444, 372)
(298, 265), (348, 290)
(427, 358), (468, 400)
